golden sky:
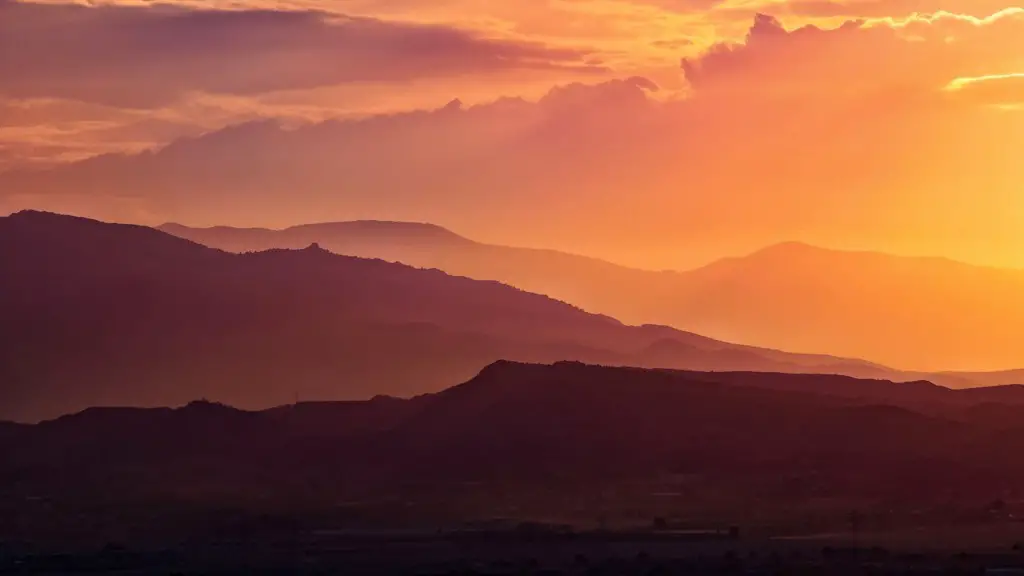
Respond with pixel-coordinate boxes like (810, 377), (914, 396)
(1, 0), (1022, 269)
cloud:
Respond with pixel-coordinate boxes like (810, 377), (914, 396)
(782, 0), (1020, 19)
(945, 73), (1024, 107)
(3, 8), (1023, 269)
(0, 95), (274, 170)
(0, 0), (605, 107)
(681, 8), (1024, 100)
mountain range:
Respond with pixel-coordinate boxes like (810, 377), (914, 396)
(5, 361), (1024, 545)
(160, 220), (1024, 373)
(2, 210), (924, 423)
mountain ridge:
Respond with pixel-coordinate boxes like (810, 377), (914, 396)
(3, 210), (913, 423)
(6, 361), (1024, 537)
(159, 219), (473, 250)
(160, 218), (1024, 373)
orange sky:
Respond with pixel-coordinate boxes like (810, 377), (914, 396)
(1, 0), (1022, 269)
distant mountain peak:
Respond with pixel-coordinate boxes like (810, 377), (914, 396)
(289, 220), (472, 244)
(159, 219), (475, 248)
(686, 241), (840, 274)
(750, 241), (830, 257)
(734, 240), (983, 272)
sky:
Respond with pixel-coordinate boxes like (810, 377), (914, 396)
(1, 0), (1022, 269)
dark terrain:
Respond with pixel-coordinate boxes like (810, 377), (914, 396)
(4, 361), (1024, 572)
(6, 211), (1024, 574)
(2, 210), (895, 422)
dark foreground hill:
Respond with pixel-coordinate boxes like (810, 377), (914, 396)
(4, 362), (1024, 549)
(1, 211), (893, 422)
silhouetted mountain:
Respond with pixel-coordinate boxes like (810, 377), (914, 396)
(160, 220), (472, 254)
(2, 211), (890, 422)
(163, 221), (1024, 379)
(5, 362), (1024, 543)
(158, 219), (674, 328)
(670, 242), (1024, 372)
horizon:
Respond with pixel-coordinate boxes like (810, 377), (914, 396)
(18, 356), (1024, 418)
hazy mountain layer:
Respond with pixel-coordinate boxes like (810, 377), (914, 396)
(163, 220), (1024, 374)
(2, 211), (889, 422)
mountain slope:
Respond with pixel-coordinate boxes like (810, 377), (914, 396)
(671, 242), (1024, 372)
(163, 221), (1024, 375)
(1, 211), (890, 422)
(157, 219), (673, 325)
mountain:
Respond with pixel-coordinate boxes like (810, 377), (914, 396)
(157, 219), (672, 325)
(671, 242), (1024, 372)
(5, 362), (1024, 546)
(1, 211), (891, 422)
(158, 220), (473, 254)
(162, 221), (1024, 375)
